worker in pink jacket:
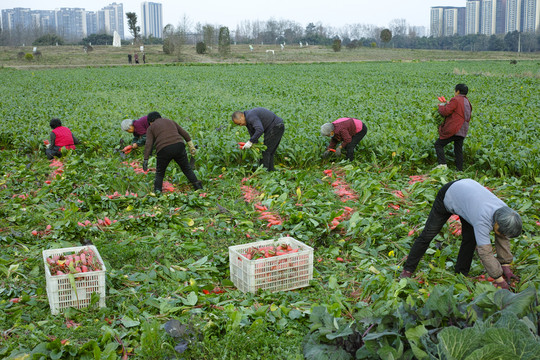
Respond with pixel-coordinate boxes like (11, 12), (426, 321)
(45, 118), (80, 160)
(320, 118), (367, 161)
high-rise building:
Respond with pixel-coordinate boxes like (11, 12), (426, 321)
(466, 0), (482, 34)
(102, 3), (124, 39)
(522, 0), (540, 32)
(496, 0), (508, 33)
(431, 6), (466, 36)
(506, 0), (522, 32)
(55, 8), (87, 41)
(444, 8), (460, 35)
(86, 11), (99, 36)
(141, 2), (163, 38)
(1, 3), (124, 41)
(481, 0), (498, 34)
(430, 7), (445, 36)
(1, 8), (32, 32)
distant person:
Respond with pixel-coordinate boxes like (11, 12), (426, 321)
(121, 116), (149, 151)
(434, 83), (472, 171)
(232, 108), (285, 171)
(142, 53), (146, 64)
(400, 179), (522, 290)
(320, 118), (367, 161)
(46, 118), (80, 160)
(128, 54), (132, 64)
(143, 112), (202, 192)
(134, 53), (139, 64)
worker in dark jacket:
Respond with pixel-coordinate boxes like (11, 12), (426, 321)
(400, 179), (522, 290)
(142, 112), (202, 192)
(320, 118), (367, 161)
(232, 107), (285, 171)
(435, 83), (472, 171)
(46, 118), (80, 160)
(121, 116), (149, 150)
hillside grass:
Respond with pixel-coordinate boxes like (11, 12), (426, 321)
(2, 44), (540, 69)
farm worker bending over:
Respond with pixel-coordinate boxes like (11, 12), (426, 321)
(400, 179), (522, 290)
(232, 107), (285, 171)
(320, 118), (367, 161)
(435, 83), (472, 171)
(142, 112), (202, 192)
(46, 118), (80, 160)
(121, 116), (149, 151)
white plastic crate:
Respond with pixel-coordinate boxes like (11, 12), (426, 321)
(229, 236), (313, 293)
(42, 245), (106, 315)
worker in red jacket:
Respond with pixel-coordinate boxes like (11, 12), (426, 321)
(435, 84), (472, 171)
(320, 118), (367, 161)
(45, 118), (80, 160)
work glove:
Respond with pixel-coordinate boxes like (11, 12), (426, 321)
(242, 141), (253, 150)
(321, 150), (330, 159)
(132, 143), (138, 149)
(142, 160), (148, 172)
(335, 147), (342, 157)
(187, 141), (197, 157)
(493, 280), (510, 290)
(501, 265), (519, 283)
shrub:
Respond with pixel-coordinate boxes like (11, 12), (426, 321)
(332, 39), (342, 52)
(32, 33), (64, 46)
(163, 38), (174, 54)
(33, 51), (42, 60)
(218, 27), (231, 56)
(24, 53), (34, 61)
(17, 51), (25, 60)
(196, 42), (207, 54)
(371, 42), (377, 48)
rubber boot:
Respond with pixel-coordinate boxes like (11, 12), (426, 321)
(192, 180), (203, 190)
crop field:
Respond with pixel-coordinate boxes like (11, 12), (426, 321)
(0, 60), (539, 359)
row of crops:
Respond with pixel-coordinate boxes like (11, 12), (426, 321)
(0, 61), (538, 359)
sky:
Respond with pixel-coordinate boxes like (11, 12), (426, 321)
(4, 0), (466, 31)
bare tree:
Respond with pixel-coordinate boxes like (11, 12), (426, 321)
(389, 18), (408, 37)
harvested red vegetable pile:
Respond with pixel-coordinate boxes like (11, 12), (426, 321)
(45, 247), (103, 275)
(241, 243), (299, 260)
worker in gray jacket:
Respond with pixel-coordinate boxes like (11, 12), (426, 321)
(400, 179), (522, 289)
(232, 107), (285, 171)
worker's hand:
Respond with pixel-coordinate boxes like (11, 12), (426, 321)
(493, 279), (510, 290)
(142, 160), (148, 172)
(242, 141), (253, 150)
(187, 141), (197, 157)
(132, 143), (138, 149)
(321, 150), (330, 159)
(335, 147), (342, 157)
(501, 265), (519, 283)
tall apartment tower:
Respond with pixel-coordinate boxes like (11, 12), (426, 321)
(522, 0), (540, 32)
(141, 2), (163, 38)
(466, 0), (482, 34)
(55, 8), (87, 41)
(102, 3), (124, 39)
(506, 0), (522, 32)
(496, 0), (507, 33)
(430, 7), (445, 36)
(480, 0), (498, 34)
